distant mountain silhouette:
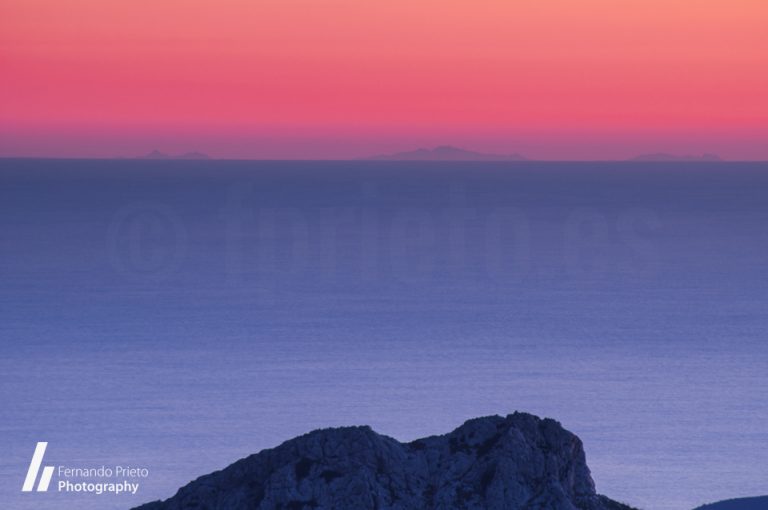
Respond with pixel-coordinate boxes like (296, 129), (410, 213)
(177, 151), (210, 160)
(628, 153), (723, 162)
(693, 496), (768, 510)
(141, 150), (170, 159)
(139, 150), (210, 160)
(368, 145), (527, 161)
(133, 412), (634, 510)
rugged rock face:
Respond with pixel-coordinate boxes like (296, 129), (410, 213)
(133, 412), (635, 510)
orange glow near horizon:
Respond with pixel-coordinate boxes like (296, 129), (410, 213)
(1, 0), (767, 159)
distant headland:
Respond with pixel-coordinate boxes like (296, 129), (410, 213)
(693, 496), (768, 510)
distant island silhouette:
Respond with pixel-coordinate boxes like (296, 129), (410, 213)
(139, 150), (211, 160)
(628, 153), (723, 162)
(367, 145), (527, 161)
(366, 147), (727, 163)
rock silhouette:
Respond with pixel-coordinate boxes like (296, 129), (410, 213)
(133, 412), (635, 510)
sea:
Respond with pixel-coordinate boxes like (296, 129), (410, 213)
(1, 159), (766, 510)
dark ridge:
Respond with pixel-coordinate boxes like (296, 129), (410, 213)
(693, 496), (768, 510)
(132, 412), (636, 510)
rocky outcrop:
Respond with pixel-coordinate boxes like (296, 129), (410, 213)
(133, 412), (635, 510)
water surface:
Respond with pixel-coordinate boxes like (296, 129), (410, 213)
(1, 159), (767, 509)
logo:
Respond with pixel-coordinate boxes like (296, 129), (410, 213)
(22, 442), (54, 492)
(21, 442), (149, 496)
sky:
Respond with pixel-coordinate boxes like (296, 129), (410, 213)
(1, 0), (766, 160)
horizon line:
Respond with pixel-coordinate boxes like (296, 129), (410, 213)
(3, 156), (768, 163)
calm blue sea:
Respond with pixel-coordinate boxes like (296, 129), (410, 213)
(1, 159), (767, 510)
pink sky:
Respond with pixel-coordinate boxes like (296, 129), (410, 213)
(1, 0), (766, 159)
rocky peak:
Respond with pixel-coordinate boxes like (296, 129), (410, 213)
(133, 412), (635, 510)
